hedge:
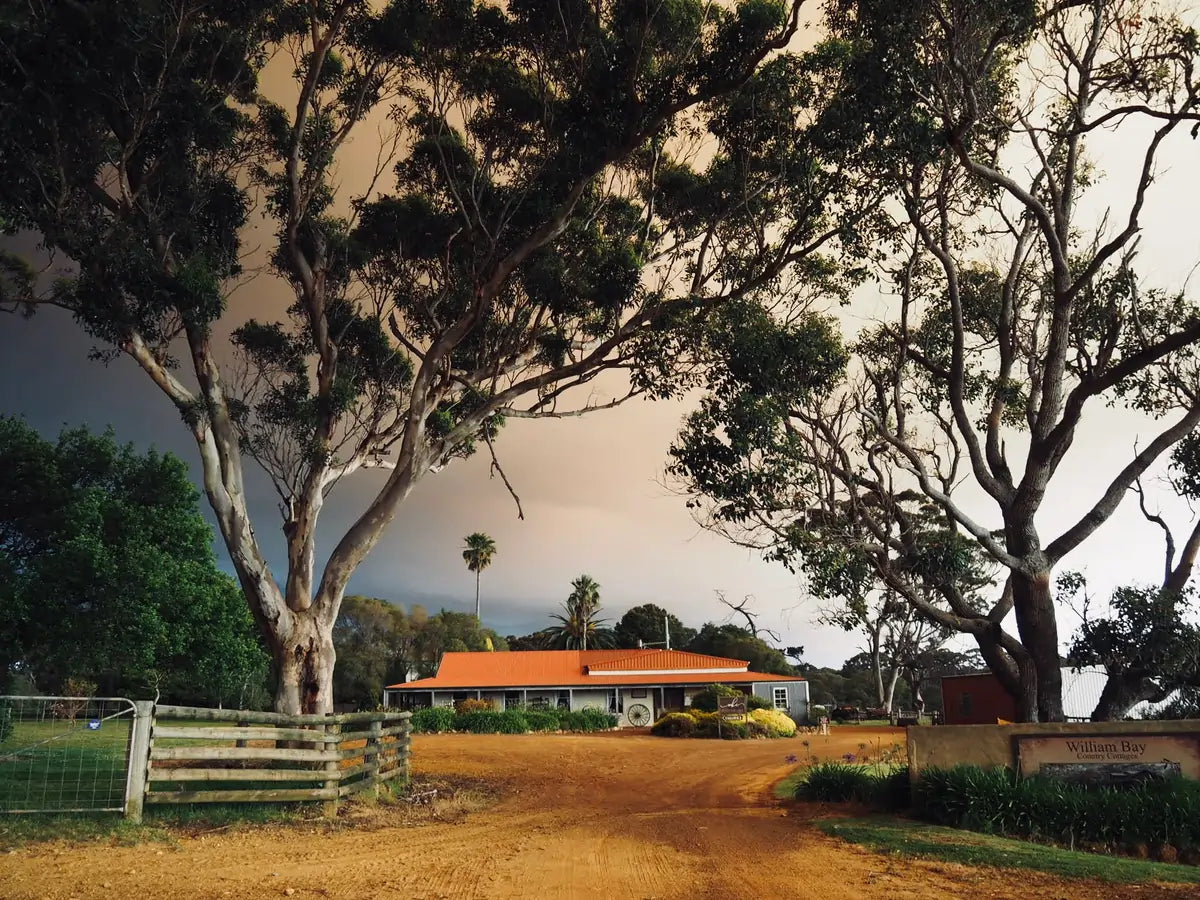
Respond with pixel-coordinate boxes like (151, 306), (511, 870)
(409, 704), (617, 734)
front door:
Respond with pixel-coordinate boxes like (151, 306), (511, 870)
(662, 687), (685, 712)
(621, 688), (655, 727)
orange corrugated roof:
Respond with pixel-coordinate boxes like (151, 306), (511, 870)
(385, 650), (802, 689)
(586, 649), (747, 672)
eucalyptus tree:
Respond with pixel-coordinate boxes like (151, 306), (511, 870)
(673, 0), (1200, 720)
(0, 0), (869, 711)
(461, 532), (496, 622)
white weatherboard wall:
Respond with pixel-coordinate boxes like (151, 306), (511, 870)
(571, 689), (610, 712)
(620, 688), (655, 726)
(751, 682), (809, 721)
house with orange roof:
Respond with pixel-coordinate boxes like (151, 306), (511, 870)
(382, 649), (808, 727)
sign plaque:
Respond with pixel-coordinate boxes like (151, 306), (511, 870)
(1015, 732), (1200, 785)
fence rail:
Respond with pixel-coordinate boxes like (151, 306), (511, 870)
(143, 705), (411, 817)
(1, 700), (411, 822)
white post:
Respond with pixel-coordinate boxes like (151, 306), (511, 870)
(124, 701), (154, 823)
(665, 616), (671, 651)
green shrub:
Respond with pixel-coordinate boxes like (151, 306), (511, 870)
(496, 709), (530, 734)
(859, 768), (911, 809)
(559, 707), (617, 732)
(797, 762), (909, 808)
(454, 710), (529, 734)
(524, 710), (560, 732)
(802, 763), (873, 802)
(651, 712), (696, 737)
(719, 721), (749, 740)
(914, 765), (1200, 852)
(410, 706), (455, 733)
(748, 708), (796, 737)
(689, 683), (754, 713)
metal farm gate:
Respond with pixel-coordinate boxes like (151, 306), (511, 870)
(0, 696), (142, 815)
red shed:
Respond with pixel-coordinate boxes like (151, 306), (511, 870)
(940, 672), (1018, 725)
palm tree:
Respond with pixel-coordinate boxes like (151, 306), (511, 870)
(461, 533), (497, 622)
(540, 575), (617, 650)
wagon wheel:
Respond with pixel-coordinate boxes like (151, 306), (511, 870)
(626, 704), (652, 727)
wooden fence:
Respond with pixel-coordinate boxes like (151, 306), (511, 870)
(140, 705), (411, 818)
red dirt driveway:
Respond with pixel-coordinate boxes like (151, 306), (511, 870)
(2, 728), (1195, 899)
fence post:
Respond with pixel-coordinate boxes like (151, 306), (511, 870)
(323, 719), (341, 817)
(401, 714), (412, 784)
(124, 701), (154, 823)
(368, 718), (383, 798)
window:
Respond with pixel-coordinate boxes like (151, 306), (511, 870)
(773, 687), (788, 710)
(631, 689), (647, 699)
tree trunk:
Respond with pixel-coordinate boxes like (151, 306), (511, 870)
(1011, 569), (1064, 721)
(1091, 673), (1169, 722)
(975, 628), (1039, 722)
(274, 611), (337, 716)
(884, 665), (901, 712)
(870, 625), (886, 706)
(475, 570), (481, 622)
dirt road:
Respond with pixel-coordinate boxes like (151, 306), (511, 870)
(2, 729), (1194, 899)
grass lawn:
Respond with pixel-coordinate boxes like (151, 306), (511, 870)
(820, 815), (1200, 885)
(1, 717), (133, 812)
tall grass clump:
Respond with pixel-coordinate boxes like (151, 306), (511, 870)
(410, 706), (455, 733)
(915, 766), (1200, 856)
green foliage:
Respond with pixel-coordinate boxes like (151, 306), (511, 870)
(333, 596), (416, 711)
(688, 683), (767, 712)
(748, 708), (796, 737)
(0, 417), (268, 704)
(799, 762), (908, 808)
(523, 710), (561, 732)
(455, 710), (529, 734)
(613, 604), (697, 650)
(0, 0), (870, 710)
(650, 712), (697, 737)
(539, 575), (617, 650)
(650, 706), (793, 739)
(461, 533), (497, 575)
(410, 706), (455, 734)
(557, 707), (618, 732)
(413, 610), (510, 678)
(1065, 580), (1200, 719)
(801, 763), (874, 802)
(915, 766), (1200, 853)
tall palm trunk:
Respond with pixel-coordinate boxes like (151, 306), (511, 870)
(475, 570), (481, 622)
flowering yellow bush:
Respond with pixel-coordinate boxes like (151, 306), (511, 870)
(749, 708), (796, 737)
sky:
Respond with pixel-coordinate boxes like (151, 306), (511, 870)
(2, 9), (1199, 671)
